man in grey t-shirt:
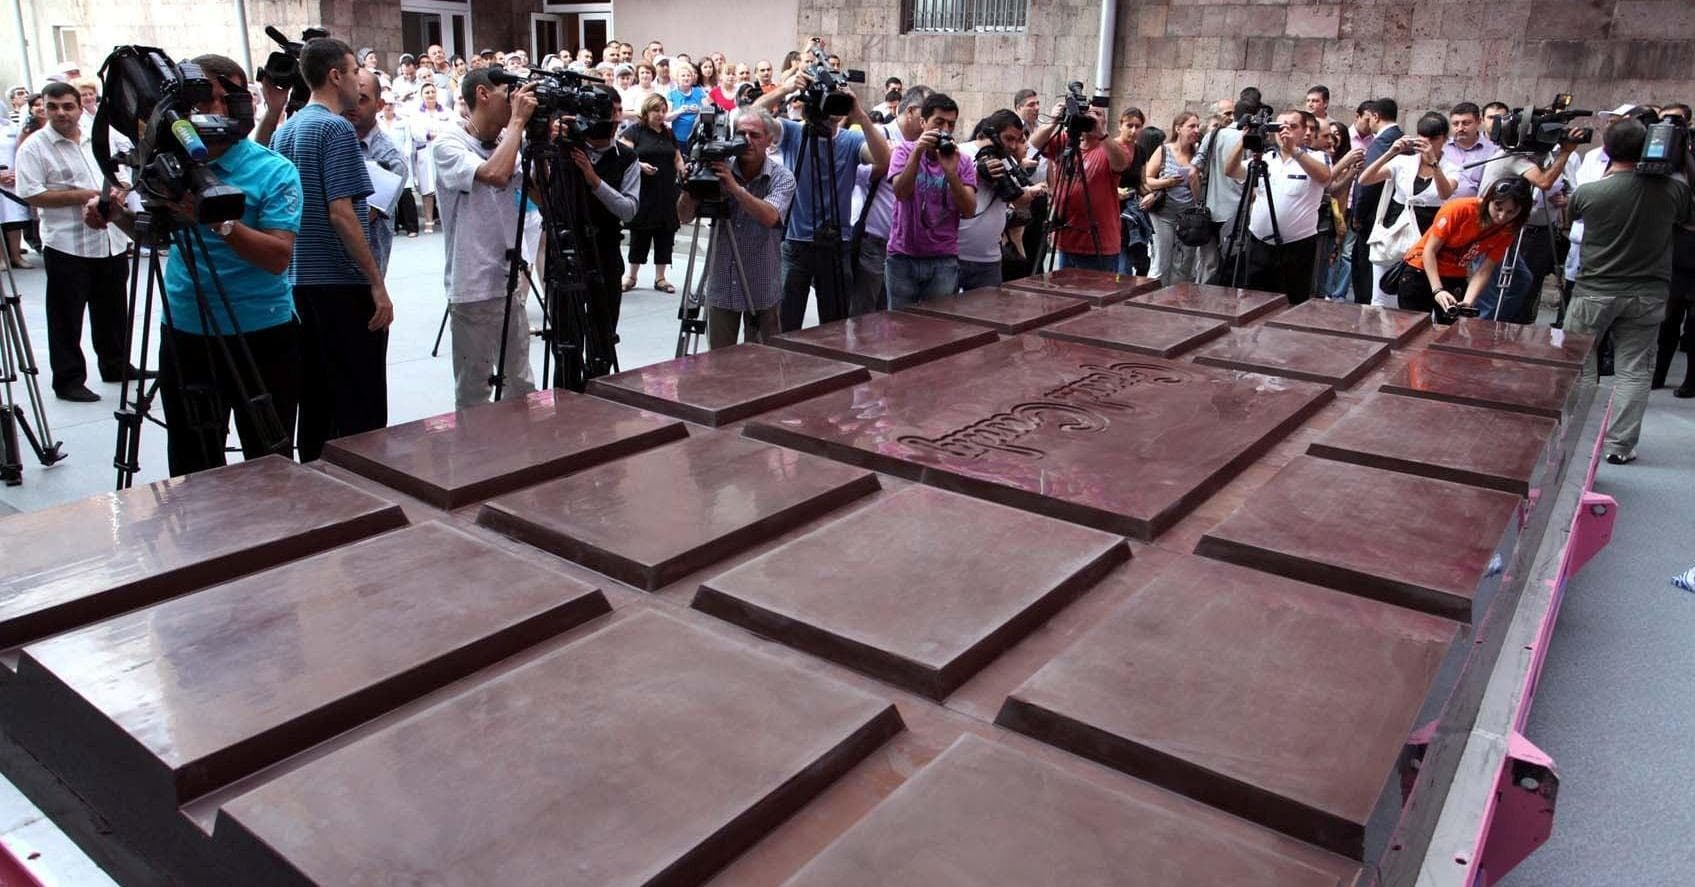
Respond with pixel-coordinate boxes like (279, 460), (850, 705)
(433, 69), (539, 406)
(1192, 101), (1249, 283)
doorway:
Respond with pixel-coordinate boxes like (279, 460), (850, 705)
(401, 1), (471, 58)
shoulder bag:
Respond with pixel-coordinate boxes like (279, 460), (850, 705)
(1174, 127), (1220, 248)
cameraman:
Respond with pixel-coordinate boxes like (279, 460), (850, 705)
(886, 93), (975, 305)
(569, 93), (643, 336)
(1225, 109), (1331, 304)
(755, 61), (891, 330)
(677, 108), (796, 348)
(86, 54), (304, 477)
(433, 70), (540, 406)
(958, 110), (1047, 290)
(270, 37), (392, 463)
(1030, 92), (1130, 271)
(1475, 118), (1584, 323)
(1563, 116), (1693, 465)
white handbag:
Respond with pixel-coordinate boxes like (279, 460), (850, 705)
(1366, 165), (1421, 265)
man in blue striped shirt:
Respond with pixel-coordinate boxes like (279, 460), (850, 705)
(270, 37), (393, 462)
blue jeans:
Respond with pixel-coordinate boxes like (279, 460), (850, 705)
(958, 259), (1002, 291)
(1057, 251), (1118, 272)
(1325, 229), (1355, 301)
(1475, 255), (1533, 322)
(885, 254), (959, 308)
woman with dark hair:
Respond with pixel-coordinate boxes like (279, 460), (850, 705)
(1360, 111), (1460, 305)
(1114, 108), (1152, 276)
(1398, 175), (1532, 316)
(621, 94), (685, 293)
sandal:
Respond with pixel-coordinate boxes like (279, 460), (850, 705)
(654, 280), (676, 293)
(621, 275), (637, 292)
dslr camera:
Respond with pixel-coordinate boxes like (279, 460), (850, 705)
(1490, 94), (1593, 153)
(487, 66), (619, 144)
(976, 140), (1035, 203)
(94, 45), (247, 228)
(1060, 80), (1110, 138)
(1237, 106), (1282, 153)
(256, 25), (328, 116)
(798, 40), (866, 121)
(682, 108), (750, 217)
(1634, 108), (1690, 176)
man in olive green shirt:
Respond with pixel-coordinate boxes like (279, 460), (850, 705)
(1565, 116), (1694, 463)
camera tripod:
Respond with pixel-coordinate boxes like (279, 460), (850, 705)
(113, 209), (287, 489)
(788, 116), (853, 325)
(491, 128), (619, 399)
(1220, 147), (1281, 287)
(1036, 123), (1107, 274)
(1463, 151), (1565, 324)
(674, 201), (758, 357)
(0, 243), (64, 485)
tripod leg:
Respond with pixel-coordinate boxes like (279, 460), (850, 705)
(431, 302), (451, 357)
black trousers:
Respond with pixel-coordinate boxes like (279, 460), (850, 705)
(1243, 234), (1320, 305)
(159, 321), (301, 477)
(1398, 271), (1468, 315)
(294, 284), (388, 462)
(628, 227), (676, 266)
(780, 239), (854, 332)
(395, 191), (419, 234)
(1350, 220), (1375, 304)
(43, 247), (129, 391)
(1654, 267), (1695, 389)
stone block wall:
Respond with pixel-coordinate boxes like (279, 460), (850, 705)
(800, 0), (1695, 129)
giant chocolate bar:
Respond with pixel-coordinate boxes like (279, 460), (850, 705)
(1002, 268), (1160, 305)
(767, 311), (999, 372)
(1126, 283), (1287, 325)
(1192, 325), (1390, 389)
(1265, 299), (1430, 346)
(899, 286), (1090, 334)
(1037, 304), (1229, 358)
(586, 343), (869, 426)
(1428, 316), (1594, 369)
(1309, 394), (1558, 495)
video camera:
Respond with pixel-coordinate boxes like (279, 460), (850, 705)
(1634, 108), (1690, 176)
(682, 107), (750, 217)
(1490, 94), (1593, 153)
(256, 25), (327, 116)
(1237, 105), (1282, 153)
(798, 40), (866, 121)
(1060, 81), (1111, 138)
(94, 45), (246, 227)
(487, 66), (619, 144)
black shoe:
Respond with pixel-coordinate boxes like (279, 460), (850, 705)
(1676, 386), (1695, 399)
(101, 365), (157, 383)
(1604, 450), (1637, 465)
(55, 385), (100, 403)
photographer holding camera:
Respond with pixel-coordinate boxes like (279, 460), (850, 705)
(677, 108), (796, 348)
(958, 109), (1048, 290)
(86, 54), (304, 477)
(433, 69), (540, 406)
(1029, 87), (1130, 271)
(1224, 109), (1332, 304)
(270, 38), (393, 463)
(886, 93), (976, 305)
(1563, 116), (1693, 465)
(754, 46), (891, 330)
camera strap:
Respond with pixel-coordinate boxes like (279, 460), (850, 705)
(849, 122), (896, 255)
(1195, 125), (1223, 206)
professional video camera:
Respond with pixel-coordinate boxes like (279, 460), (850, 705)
(798, 40), (866, 120)
(976, 139), (1034, 203)
(681, 107), (750, 215)
(733, 82), (760, 108)
(94, 45), (246, 227)
(1059, 80), (1111, 138)
(1237, 105), (1282, 153)
(1490, 94), (1593, 153)
(487, 66), (618, 144)
(256, 25), (327, 116)
(1635, 108), (1690, 176)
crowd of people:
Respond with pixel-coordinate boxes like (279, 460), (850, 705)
(1, 34), (1690, 480)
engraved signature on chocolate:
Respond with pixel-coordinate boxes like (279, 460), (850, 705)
(898, 362), (1186, 460)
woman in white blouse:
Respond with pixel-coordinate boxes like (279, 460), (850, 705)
(410, 82), (456, 234)
(0, 115), (34, 266)
(1358, 112), (1460, 306)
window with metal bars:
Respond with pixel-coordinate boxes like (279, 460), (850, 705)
(901, 0), (1029, 33)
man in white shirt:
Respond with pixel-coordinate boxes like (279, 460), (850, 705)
(14, 81), (134, 401)
(957, 109), (1047, 289)
(849, 85), (928, 314)
(433, 70), (538, 406)
(1225, 109), (1331, 304)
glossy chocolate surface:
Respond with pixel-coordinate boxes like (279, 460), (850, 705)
(788, 735), (1363, 885)
(18, 522), (609, 801)
(1380, 350), (1579, 420)
(1428, 317), (1595, 368)
(1126, 283), (1288, 325)
(694, 486), (1129, 699)
(586, 343), (870, 426)
(1001, 269), (1161, 305)
(898, 286), (1090, 334)
(322, 390), (687, 508)
(1196, 456), (1522, 620)
(0, 456), (405, 650)
(1310, 394), (1558, 494)
(1266, 299), (1431, 346)
(1037, 304), (1230, 358)
(212, 611), (903, 886)
(748, 336), (1330, 540)
(478, 433), (879, 589)
(767, 311), (999, 373)
(1192, 325), (1390, 389)
(997, 556), (1456, 858)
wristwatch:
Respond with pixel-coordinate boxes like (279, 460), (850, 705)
(216, 220), (237, 237)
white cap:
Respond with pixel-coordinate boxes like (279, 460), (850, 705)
(1600, 103), (1637, 118)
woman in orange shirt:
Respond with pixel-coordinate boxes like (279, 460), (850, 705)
(1399, 176), (1533, 315)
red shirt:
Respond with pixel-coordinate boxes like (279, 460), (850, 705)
(1044, 133), (1122, 257)
(708, 86), (735, 112)
(1405, 197), (1517, 279)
